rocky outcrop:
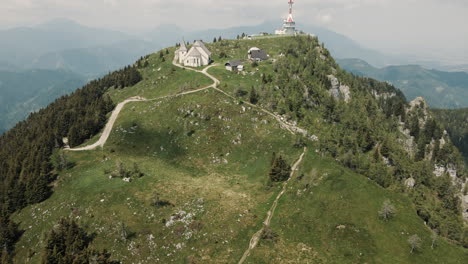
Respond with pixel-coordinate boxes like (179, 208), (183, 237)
(327, 75), (351, 103)
(408, 97), (430, 127)
(405, 177), (416, 188)
(398, 124), (416, 156)
(399, 97), (467, 221)
(372, 90), (396, 99)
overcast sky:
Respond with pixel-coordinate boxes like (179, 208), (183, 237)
(2, 0), (468, 64)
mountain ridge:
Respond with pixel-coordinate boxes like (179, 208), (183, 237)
(337, 58), (468, 109)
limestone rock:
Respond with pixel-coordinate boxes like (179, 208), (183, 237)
(327, 75), (351, 103)
(405, 178), (416, 188)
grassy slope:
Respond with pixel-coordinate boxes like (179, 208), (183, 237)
(248, 150), (467, 263)
(108, 47), (212, 102)
(13, 75), (301, 263)
(12, 37), (468, 263)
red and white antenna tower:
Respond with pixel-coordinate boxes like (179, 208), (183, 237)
(288, 0), (294, 15)
(287, 0), (295, 22)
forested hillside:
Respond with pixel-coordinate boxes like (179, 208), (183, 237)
(432, 108), (468, 163)
(0, 64), (142, 262)
(1, 36), (467, 263)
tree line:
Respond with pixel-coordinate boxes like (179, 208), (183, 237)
(0, 63), (142, 262)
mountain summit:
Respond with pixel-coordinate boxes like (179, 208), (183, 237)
(1, 35), (467, 263)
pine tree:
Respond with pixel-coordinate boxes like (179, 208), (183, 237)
(269, 155), (291, 182)
(249, 86), (259, 104)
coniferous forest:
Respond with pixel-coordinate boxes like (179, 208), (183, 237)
(0, 65), (141, 262)
(432, 108), (468, 163)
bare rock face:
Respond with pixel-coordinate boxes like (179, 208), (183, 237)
(339, 85), (351, 103)
(327, 75), (351, 103)
(398, 125), (416, 156)
(405, 178), (416, 188)
(372, 90), (396, 99)
(398, 97), (432, 157)
(408, 97), (430, 127)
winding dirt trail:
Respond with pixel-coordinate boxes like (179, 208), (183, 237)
(67, 61), (218, 151)
(238, 147), (307, 264)
(67, 57), (308, 151)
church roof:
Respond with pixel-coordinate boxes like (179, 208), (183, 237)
(193, 40), (212, 56)
(185, 47), (203, 58)
(179, 42), (188, 51)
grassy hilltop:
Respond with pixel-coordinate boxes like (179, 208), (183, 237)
(12, 36), (468, 263)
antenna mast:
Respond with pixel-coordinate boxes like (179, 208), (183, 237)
(288, 0), (294, 15)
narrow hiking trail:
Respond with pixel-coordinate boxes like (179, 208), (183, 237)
(67, 60), (218, 151)
(238, 147), (307, 264)
(67, 57), (307, 151)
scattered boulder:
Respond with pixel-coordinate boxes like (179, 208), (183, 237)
(405, 178), (416, 188)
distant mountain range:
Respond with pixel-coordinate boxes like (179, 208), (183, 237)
(1, 19), (467, 133)
(0, 19), (157, 76)
(337, 58), (468, 109)
(0, 69), (87, 131)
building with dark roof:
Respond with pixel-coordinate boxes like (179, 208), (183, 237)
(248, 49), (269, 62)
(225, 60), (244, 71)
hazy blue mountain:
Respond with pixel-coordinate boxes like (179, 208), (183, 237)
(0, 18), (135, 69)
(31, 39), (157, 76)
(0, 69), (87, 131)
(439, 64), (468, 73)
(337, 58), (468, 108)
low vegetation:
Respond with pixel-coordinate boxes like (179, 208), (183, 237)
(41, 218), (116, 263)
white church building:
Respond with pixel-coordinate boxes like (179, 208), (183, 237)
(175, 40), (211, 67)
